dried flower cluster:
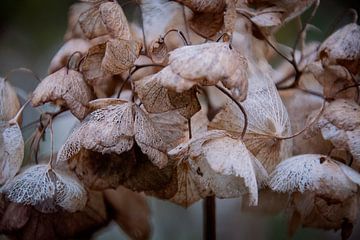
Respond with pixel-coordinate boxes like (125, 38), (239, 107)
(1, 0), (360, 239)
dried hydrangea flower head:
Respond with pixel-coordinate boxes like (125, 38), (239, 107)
(270, 154), (360, 238)
(134, 72), (201, 119)
(306, 99), (360, 165)
(269, 154), (360, 200)
(166, 130), (268, 207)
(158, 42), (248, 101)
(280, 89), (332, 155)
(318, 23), (360, 74)
(288, 191), (359, 239)
(1, 164), (87, 213)
(104, 186), (151, 240)
(56, 99), (171, 190)
(31, 67), (95, 120)
(209, 72), (292, 172)
(0, 191), (109, 239)
(0, 121), (24, 186)
(77, 0), (132, 40)
(0, 77), (20, 121)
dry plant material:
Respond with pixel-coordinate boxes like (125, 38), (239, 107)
(0, 121), (24, 185)
(280, 89), (332, 155)
(48, 38), (91, 74)
(1, 164), (87, 213)
(0, 78), (20, 121)
(189, 11), (224, 38)
(31, 67), (95, 120)
(209, 79), (292, 172)
(149, 38), (169, 64)
(307, 99), (360, 164)
(56, 100), (170, 190)
(100, 2), (132, 40)
(134, 73), (201, 119)
(318, 23), (360, 74)
(167, 130), (268, 207)
(269, 154), (360, 198)
(176, 0), (225, 13)
(104, 186), (151, 240)
(160, 42), (248, 101)
(102, 39), (142, 75)
(78, 0), (109, 40)
(270, 154), (360, 237)
(80, 42), (112, 85)
(0, 191), (109, 240)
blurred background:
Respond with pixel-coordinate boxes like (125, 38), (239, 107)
(1, 0), (360, 239)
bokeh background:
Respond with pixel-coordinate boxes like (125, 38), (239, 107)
(1, 0), (360, 239)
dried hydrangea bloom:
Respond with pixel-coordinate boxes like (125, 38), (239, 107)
(48, 38), (91, 74)
(2, 164), (87, 213)
(160, 42), (248, 100)
(0, 121), (24, 185)
(101, 39), (142, 75)
(168, 130), (268, 207)
(307, 99), (360, 164)
(64, 2), (90, 40)
(318, 23), (360, 74)
(307, 61), (357, 100)
(0, 78), (20, 121)
(149, 110), (189, 150)
(0, 191), (110, 239)
(280, 89), (332, 155)
(149, 38), (168, 64)
(139, 0), (195, 50)
(288, 191), (359, 239)
(31, 67), (95, 120)
(104, 186), (151, 240)
(189, 11), (224, 38)
(176, 0), (225, 13)
(269, 154), (360, 200)
(134, 72), (201, 119)
(58, 100), (168, 168)
(78, 1), (109, 40)
(80, 42), (113, 86)
(100, 2), (132, 40)
(238, 0), (315, 30)
(209, 77), (292, 172)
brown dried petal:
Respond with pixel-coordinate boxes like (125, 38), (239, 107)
(102, 39), (142, 75)
(209, 80), (292, 172)
(310, 99), (360, 163)
(31, 67), (95, 120)
(280, 89), (332, 155)
(0, 78), (21, 121)
(149, 38), (168, 64)
(79, 3), (108, 39)
(134, 73), (201, 119)
(64, 2), (90, 40)
(100, 2), (132, 40)
(2, 191), (109, 240)
(319, 23), (360, 74)
(80, 42), (113, 86)
(149, 110), (189, 150)
(48, 38), (91, 74)
(189, 11), (224, 38)
(104, 187), (151, 240)
(0, 121), (24, 185)
(175, 0), (225, 13)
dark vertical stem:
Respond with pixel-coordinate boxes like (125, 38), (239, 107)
(203, 195), (216, 240)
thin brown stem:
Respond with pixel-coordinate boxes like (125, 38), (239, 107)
(203, 195), (216, 240)
(116, 63), (164, 98)
(9, 99), (31, 125)
(188, 118), (192, 139)
(276, 101), (325, 140)
(163, 29), (189, 46)
(215, 85), (248, 139)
